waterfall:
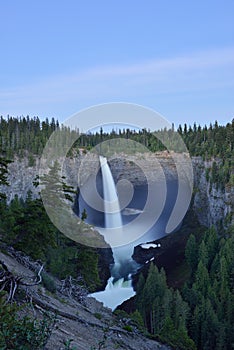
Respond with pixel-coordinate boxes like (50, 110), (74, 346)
(89, 156), (136, 310)
(99, 156), (122, 229)
(99, 156), (137, 272)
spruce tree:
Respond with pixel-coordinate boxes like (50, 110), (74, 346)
(0, 156), (11, 200)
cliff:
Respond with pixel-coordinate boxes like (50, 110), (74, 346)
(1, 153), (232, 228)
(192, 157), (233, 227)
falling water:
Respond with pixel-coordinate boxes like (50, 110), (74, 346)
(99, 156), (122, 229)
(89, 156), (135, 310)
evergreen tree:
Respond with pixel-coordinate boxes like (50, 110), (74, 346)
(37, 160), (77, 205)
(185, 234), (198, 273)
(0, 156), (11, 200)
(81, 208), (87, 221)
(198, 240), (208, 267)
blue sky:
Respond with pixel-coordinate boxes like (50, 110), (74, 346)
(0, 0), (233, 128)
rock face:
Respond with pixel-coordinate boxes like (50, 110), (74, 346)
(1, 157), (41, 202)
(1, 153), (233, 228)
(0, 155), (82, 202)
(192, 157), (233, 227)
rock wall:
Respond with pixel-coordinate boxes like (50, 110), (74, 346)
(0, 155), (83, 202)
(192, 157), (233, 227)
(1, 153), (233, 228)
(1, 157), (41, 202)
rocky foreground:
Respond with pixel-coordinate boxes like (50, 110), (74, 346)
(0, 248), (171, 350)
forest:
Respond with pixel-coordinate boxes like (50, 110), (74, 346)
(133, 225), (234, 350)
(0, 116), (233, 350)
(0, 115), (233, 188)
(0, 115), (233, 158)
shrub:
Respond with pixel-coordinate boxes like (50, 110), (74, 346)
(123, 325), (133, 332)
(94, 312), (102, 320)
(0, 292), (56, 349)
(42, 273), (57, 293)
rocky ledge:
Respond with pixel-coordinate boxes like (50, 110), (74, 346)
(0, 247), (171, 350)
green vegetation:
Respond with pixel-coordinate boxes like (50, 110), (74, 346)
(178, 120), (233, 158)
(0, 293), (56, 350)
(0, 116), (58, 158)
(134, 225), (234, 350)
(35, 160), (77, 203)
(1, 116), (232, 191)
(122, 325), (133, 332)
(1, 116), (233, 158)
(81, 208), (88, 221)
(0, 194), (101, 291)
(0, 156), (11, 200)
(135, 263), (196, 349)
(183, 226), (234, 350)
(0, 156), (101, 291)
(94, 312), (102, 320)
(0, 116), (233, 349)
(41, 273), (57, 293)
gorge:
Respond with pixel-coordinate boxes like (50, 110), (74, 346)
(1, 152), (232, 304)
(0, 122), (233, 350)
(1, 152), (232, 229)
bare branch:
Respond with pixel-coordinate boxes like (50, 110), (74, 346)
(0, 260), (44, 302)
(21, 264), (44, 286)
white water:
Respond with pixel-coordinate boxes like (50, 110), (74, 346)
(90, 277), (135, 310)
(99, 156), (122, 229)
(89, 156), (135, 310)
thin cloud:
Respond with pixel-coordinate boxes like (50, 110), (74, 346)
(0, 47), (234, 116)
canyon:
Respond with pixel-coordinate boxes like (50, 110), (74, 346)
(1, 152), (232, 229)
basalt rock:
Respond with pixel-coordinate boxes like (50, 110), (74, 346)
(1, 153), (232, 229)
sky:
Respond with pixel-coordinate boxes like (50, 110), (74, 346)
(0, 0), (234, 128)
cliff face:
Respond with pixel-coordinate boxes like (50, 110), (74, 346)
(1, 157), (40, 202)
(1, 153), (233, 228)
(192, 157), (233, 227)
(0, 155), (82, 202)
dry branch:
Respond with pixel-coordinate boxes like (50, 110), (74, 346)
(0, 259), (44, 302)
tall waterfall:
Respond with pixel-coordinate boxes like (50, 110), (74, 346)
(89, 156), (136, 310)
(99, 156), (122, 229)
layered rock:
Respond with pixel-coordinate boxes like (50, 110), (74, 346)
(1, 153), (233, 228)
(192, 157), (233, 227)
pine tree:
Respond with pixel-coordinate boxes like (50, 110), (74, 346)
(81, 208), (87, 221)
(185, 234), (198, 273)
(204, 226), (218, 268)
(135, 273), (145, 316)
(0, 156), (11, 200)
(193, 261), (210, 297)
(198, 240), (208, 267)
(171, 290), (188, 330)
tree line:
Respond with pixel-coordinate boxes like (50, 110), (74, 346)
(1, 115), (233, 187)
(0, 115), (233, 158)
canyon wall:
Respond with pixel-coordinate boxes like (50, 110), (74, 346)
(192, 157), (233, 227)
(1, 153), (233, 228)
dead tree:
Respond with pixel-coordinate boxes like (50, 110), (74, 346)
(0, 260), (44, 303)
(60, 275), (87, 303)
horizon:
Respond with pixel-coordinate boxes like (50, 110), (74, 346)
(0, 113), (232, 130)
(1, 1), (234, 128)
